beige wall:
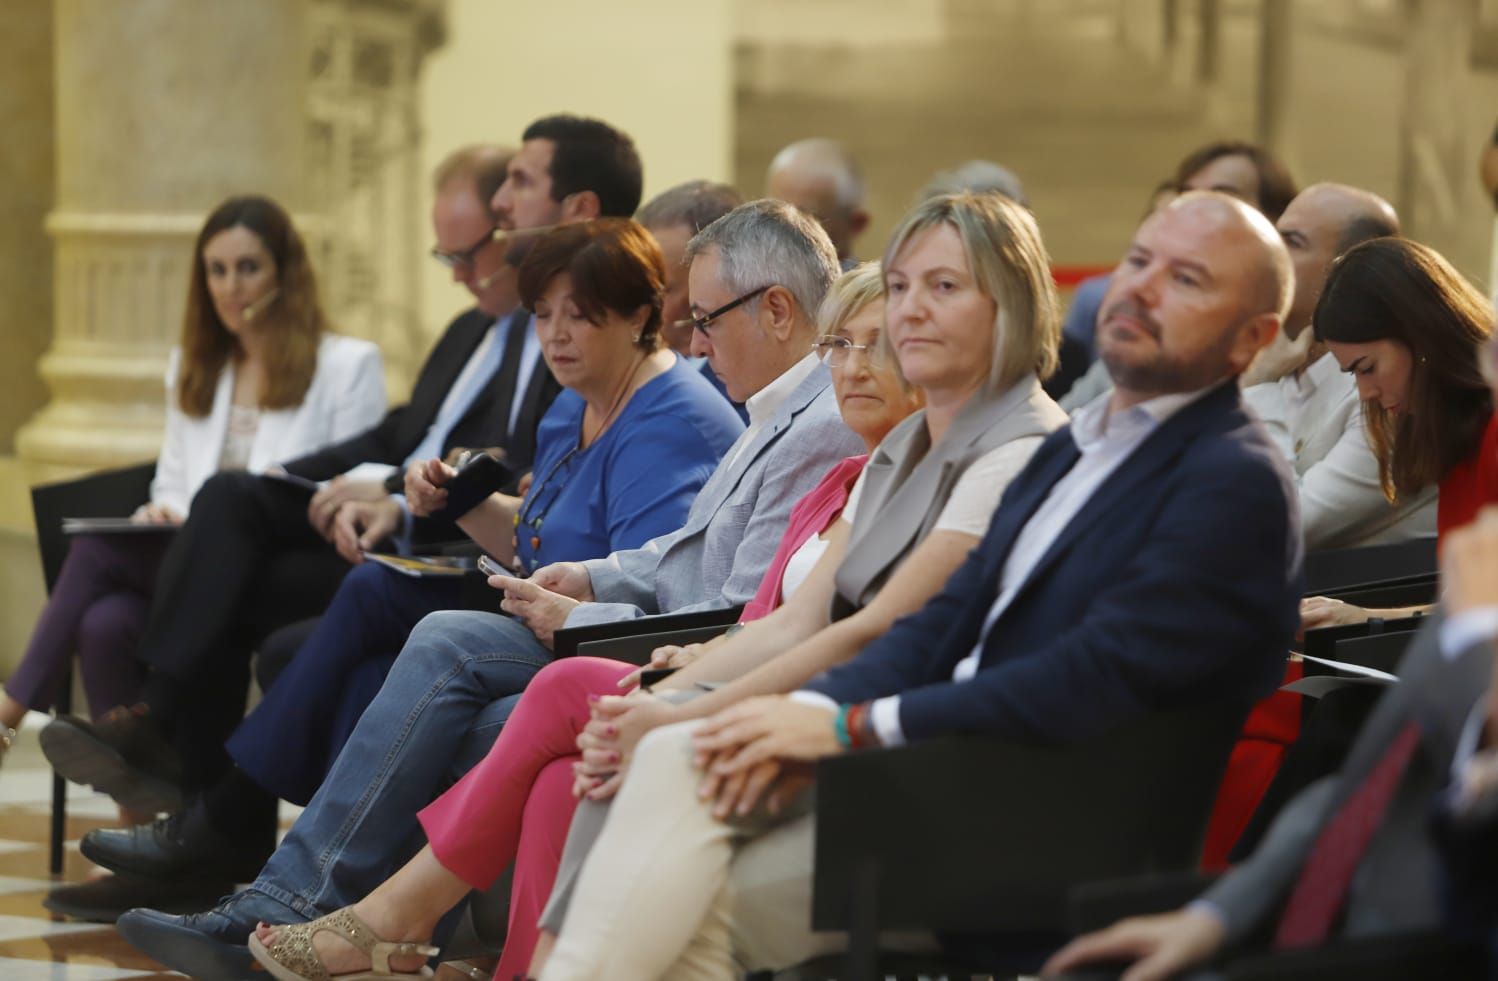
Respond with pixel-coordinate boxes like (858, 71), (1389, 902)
(413, 0), (734, 350)
(0, 2), (55, 454)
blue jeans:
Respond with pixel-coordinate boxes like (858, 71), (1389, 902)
(228, 562), (464, 805)
(247, 610), (548, 919)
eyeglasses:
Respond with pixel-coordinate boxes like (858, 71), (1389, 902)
(430, 225), (498, 269)
(814, 334), (888, 369)
(673, 285), (771, 336)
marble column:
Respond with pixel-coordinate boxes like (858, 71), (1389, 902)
(1395, 0), (1485, 274)
(17, 0), (309, 467)
(0, 1), (55, 455)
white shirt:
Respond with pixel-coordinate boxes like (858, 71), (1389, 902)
(387, 308), (542, 552)
(1243, 353), (1436, 550)
(723, 352), (821, 471)
(779, 534), (832, 604)
(869, 385), (1216, 746)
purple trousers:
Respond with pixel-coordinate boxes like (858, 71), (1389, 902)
(5, 533), (170, 719)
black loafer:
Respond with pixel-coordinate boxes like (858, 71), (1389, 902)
(81, 801), (271, 883)
(117, 890), (300, 981)
(42, 871), (234, 923)
(40, 705), (182, 813)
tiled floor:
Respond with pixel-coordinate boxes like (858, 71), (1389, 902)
(0, 713), (187, 979)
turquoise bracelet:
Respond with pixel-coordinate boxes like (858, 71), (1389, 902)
(833, 704), (853, 749)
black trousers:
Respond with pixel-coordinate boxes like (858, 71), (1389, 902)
(138, 471), (352, 789)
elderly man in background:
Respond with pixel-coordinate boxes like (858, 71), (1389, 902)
(637, 180), (746, 416)
(766, 137), (869, 267)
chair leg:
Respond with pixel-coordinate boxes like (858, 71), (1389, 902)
(845, 859), (879, 981)
(49, 771), (67, 874)
(49, 663), (72, 875)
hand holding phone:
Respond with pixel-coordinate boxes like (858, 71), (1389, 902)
(439, 452), (515, 519)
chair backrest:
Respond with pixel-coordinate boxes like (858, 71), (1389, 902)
(1326, 630), (1418, 675)
(1303, 538), (1436, 594)
(1301, 615), (1423, 665)
(575, 624), (733, 665)
(1322, 574), (1439, 608)
(810, 699), (1248, 935)
(30, 463), (156, 593)
(552, 606), (743, 660)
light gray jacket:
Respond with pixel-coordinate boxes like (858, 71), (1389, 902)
(566, 362), (863, 626)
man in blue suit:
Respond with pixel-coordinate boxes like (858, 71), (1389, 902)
(530, 190), (1308, 980)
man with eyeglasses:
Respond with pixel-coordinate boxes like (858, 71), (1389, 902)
(39, 121), (642, 920)
(115, 199), (864, 980)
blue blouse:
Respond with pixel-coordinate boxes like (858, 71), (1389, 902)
(512, 355), (745, 574)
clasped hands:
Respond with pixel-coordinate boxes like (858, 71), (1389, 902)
(303, 474), (399, 564)
(572, 691), (836, 822)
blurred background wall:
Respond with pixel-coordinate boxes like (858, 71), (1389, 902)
(0, 0), (1495, 674)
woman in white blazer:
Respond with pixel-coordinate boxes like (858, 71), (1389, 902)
(0, 195), (385, 776)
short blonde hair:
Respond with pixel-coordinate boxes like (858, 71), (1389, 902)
(815, 262), (911, 390)
(881, 192), (1060, 390)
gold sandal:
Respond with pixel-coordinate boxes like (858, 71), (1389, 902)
(247, 907), (440, 980)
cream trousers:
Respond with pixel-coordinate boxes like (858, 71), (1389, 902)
(538, 718), (821, 980)
(539, 719), (935, 980)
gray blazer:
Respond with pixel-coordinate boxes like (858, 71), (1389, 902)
(566, 360), (864, 626)
(1205, 615), (1490, 946)
(832, 376), (1066, 617)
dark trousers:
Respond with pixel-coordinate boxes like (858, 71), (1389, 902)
(137, 472), (352, 789)
(5, 533), (169, 718)
(227, 563), (464, 805)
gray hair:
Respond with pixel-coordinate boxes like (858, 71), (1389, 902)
(636, 180), (744, 236)
(685, 199), (841, 321)
(767, 138), (866, 211)
(920, 160), (1029, 208)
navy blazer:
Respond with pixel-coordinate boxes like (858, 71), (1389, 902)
(284, 307), (560, 491)
(805, 379), (1304, 745)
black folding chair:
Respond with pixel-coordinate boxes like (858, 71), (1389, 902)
(798, 701), (1250, 980)
(1303, 538), (1436, 595)
(29, 461), (156, 874)
(551, 606), (743, 665)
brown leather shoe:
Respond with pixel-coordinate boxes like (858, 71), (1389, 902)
(39, 704), (182, 813)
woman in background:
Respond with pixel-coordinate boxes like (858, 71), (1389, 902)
(1301, 236), (1496, 631)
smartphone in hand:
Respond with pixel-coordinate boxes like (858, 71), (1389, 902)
(638, 667), (680, 689)
(477, 554), (514, 578)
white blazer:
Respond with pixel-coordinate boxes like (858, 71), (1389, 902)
(1243, 352), (1436, 550)
(150, 333), (387, 515)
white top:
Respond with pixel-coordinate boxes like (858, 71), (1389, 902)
(778, 534), (832, 603)
(841, 438), (1045, 538)
(150, 333), (387, 516)
(217, 404), (261, 471)
(724, 352), (822, 471)
(1242, 352), (1436, 550)
(870, 386), (1215, 746)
